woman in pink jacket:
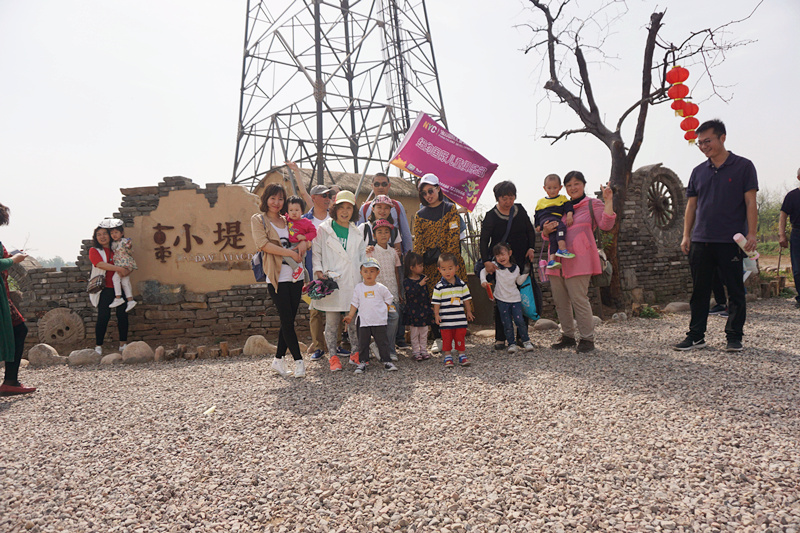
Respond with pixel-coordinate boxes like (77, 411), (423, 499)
(542, 170), (616, 353)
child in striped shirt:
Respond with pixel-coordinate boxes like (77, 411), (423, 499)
(432, 253), (474, 367)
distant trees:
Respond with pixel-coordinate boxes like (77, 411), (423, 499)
(34, 256), (74, 270)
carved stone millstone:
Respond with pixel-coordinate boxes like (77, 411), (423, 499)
(37, 308), (86, 345)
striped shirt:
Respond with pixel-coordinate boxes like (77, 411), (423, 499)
(432, 276), (472, 330)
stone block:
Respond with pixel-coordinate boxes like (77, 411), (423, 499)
(68, 348), (102, 366)
(28, 343), (67, 367)
(138, 280), (185, 305)
(122, 341), (155, 364)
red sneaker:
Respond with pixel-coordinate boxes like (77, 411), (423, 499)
(329, 355), (343, 372)
(349, 351), (360, 365)
(0, 382), (37, 396)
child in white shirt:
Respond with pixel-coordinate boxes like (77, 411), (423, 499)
(343, 258), (399, 372)
(480, 242), (534, 353)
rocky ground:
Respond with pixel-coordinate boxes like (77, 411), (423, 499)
(2, 298), (799, 533)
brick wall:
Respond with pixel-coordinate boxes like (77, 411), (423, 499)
(17, 176), (307, 348)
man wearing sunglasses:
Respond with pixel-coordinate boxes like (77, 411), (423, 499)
(358, 173), (413, 255)
(674, 119), (758, 353)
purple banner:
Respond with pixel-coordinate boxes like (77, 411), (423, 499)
(390, 112), (498, 211)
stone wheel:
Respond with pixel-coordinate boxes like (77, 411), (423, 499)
(646, 177), (676, 229)
(37, 308), (86, 345)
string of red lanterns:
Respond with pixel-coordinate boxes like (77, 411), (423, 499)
(666, 65), (699, 144)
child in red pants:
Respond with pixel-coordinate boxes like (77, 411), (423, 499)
(432, 253), (474, 367)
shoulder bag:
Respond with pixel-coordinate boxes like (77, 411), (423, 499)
(251, 215), (267, 282)
(474, 205), (515, 275)
(588, 199), (613, 288)
(87, 248), (107, 293)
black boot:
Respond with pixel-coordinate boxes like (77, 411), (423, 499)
(550, 336), (576, 349)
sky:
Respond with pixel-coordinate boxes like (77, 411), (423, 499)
(1, 0), (798, 261)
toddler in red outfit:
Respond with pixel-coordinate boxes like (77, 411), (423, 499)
(285, 196), (317, 280)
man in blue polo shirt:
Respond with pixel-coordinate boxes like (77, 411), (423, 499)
(778, 168), (800, 309)
(674, 119), (758, 353)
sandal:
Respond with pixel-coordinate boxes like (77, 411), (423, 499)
(413, 353), (424, 362)
(494, 341), (505, 351)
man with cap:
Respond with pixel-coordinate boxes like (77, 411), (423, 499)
(302, 183), (334, 360)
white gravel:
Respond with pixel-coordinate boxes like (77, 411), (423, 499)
(2, 298), (799, 532)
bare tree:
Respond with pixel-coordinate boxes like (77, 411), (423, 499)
(522, 0), (760, 305)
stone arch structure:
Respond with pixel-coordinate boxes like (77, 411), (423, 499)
(617, 164), (692, 304)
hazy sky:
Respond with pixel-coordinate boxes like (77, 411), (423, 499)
(2, 0), (797, 260)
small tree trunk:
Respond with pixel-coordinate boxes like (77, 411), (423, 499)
(603, 140), (631, 309)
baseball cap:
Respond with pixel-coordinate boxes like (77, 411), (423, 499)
(419, 173), (439, 188)
(361, 258), (381, 270)
(372, 219), (394, 231)
(309, 185), (330, 195)
(373, 194), (393, 206)
(334, 190), (356, 205)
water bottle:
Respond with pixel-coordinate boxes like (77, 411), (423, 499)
(733, 233), (759, 260)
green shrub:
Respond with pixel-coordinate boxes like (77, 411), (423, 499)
(639, 305), (661, 319)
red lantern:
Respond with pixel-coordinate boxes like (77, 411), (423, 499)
(671, 100), (686, 116)
(681, 117), (699, 131)
(666, 66), (689, 85)
(682, 102), (699, 118)
(684, 130), (698, 144)
(668, 84), (690, 100)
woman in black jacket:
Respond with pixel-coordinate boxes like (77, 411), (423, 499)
(478, 181), (542, 350)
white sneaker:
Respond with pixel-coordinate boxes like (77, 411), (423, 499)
(384, 362), (399, 371)
(271, 357), (292, 377)
(507, 345), (519, 354)
(109, 297), (125, 308)
(431, 339), (442, 354)
(125, 300), (137, 312)
(523, 341), (535, 352)
(389, 353), (399, 361)
(294, 359), (306, 378)
(119, 344), (127, 352)
(354, 362), (367, 374)
(94, 346), (103, 355)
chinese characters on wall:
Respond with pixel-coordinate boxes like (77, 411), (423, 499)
(152, 221), (249, 264)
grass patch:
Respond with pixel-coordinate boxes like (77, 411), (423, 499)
(639, 305), (661, 319)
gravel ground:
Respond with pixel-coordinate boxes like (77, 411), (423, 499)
(2, 298), (799, 533)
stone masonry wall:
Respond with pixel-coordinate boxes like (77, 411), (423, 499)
(17, 177), (308, 349)
(616, 164), (693, 304)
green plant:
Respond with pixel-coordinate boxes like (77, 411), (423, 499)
(639, 305), (661, 319)
(8, 276), (19, 291)
(779, 288), (795, 299)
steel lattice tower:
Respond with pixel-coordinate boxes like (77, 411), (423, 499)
(231, 0), (447, 190)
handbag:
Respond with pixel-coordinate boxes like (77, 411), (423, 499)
(588, 199), (613, 288)
(474, 205), (516, 275)
(251, 215), (267, 282)
(87, 275), (105, 294)
(518, 266), (540, 321)
(87, 248), (107, 293)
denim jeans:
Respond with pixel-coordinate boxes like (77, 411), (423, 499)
(496, 300), (529, 344)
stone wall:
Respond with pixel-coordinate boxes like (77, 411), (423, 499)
(616, 164), (692, 304)
(16, 176), (308, 350)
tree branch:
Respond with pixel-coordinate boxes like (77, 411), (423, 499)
(543, 127), (591, 145)
(626, 11), (664, 169)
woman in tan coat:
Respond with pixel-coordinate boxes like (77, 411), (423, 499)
(251, 183), (307, 378)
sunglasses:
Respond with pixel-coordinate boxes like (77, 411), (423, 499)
(321, 192), (333, 199)
(373, 181), (389, 187)
(422, 187), (438, 196)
